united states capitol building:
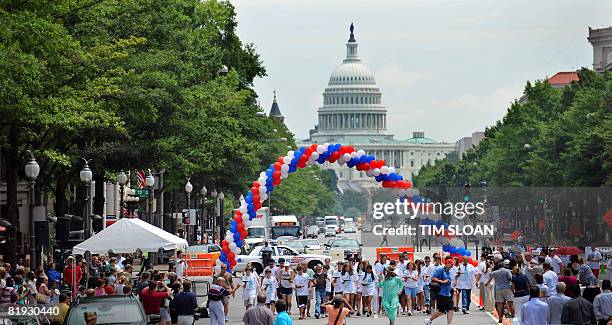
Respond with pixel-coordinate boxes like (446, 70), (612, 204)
(289, 25), (458, 191)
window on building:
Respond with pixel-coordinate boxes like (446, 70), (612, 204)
(410, 160), (414, 167)
(339, 171), (343, 178)
(437, 152), (440, 156)
(410, 151), (414, 155)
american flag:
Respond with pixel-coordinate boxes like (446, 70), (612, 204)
(135, 170), (146, 189)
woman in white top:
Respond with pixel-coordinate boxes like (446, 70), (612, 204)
(402, 261), (418, 315)
(333, 262), (344, 295)
(341, 263), (357, 311)
(354, 261), (367, 316)
(261, 269), (278, 312)
(360, 264), (378, 316)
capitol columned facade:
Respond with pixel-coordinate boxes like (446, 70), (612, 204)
(296, 24), (456, 191)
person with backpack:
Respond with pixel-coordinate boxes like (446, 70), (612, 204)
(323, 295), (352, 325)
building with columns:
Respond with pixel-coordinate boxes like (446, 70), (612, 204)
(298, 24), (456, 191)
(588, 26), (612, 73)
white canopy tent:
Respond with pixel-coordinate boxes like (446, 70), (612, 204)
(72, 217), (188, 255)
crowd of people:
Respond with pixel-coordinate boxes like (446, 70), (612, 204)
(0, 251), (195, 325)
(1, 244), (612, 325)
(224, 245), (612, 325)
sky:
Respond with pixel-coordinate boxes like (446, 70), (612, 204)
(230, 0), (612, 142)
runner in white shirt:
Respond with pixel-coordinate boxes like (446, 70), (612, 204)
(294, 265), (311, 320)
(403, 262), (419, 315)
(587, 245), (602, 279)
(241, 267), (259, 310)
(548, 250), (563, 274)
(455, 257), (476, 314)
(261, 269), (278, 313)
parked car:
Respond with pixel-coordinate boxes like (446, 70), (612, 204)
(234, 244), (330, 274)
(65, 295), (148, 325)
(283, 239), (322, 253)
(325, 238), (362, 261)
(325, 225), (337, 237)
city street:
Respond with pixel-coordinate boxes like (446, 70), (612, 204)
(190, 231), (498, 325)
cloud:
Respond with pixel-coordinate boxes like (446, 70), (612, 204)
(388, 85), (524, 141)
(375, 66), (433, 90)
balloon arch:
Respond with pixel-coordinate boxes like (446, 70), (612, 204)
(216, 143), (413, 271)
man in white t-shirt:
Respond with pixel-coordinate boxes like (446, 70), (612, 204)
(455, 257), (476, 314)
(176, 251), (187, 279)
(547, 250), (563, 274)
(587, 245), (602, 279)
(542, 262), (558, 296)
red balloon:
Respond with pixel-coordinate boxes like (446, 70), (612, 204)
(230, 260), (237, 268)
(233, 215), (242, 223)
(250, 187), (258, 195)
(226, 252), (235, 261)
(237, 223), (245, 232)
(273, 162), (282, 170)
(253, 181), (260, 188)
(305, 148), (313, 156)
(347, 146), (355, 153)
(382, 180), (392, 188)
(331, 151), (341, 161)
(273, 179), (281, 186)
(278, 156), (284, 164)
(471, 260), (479, 267)
(297, 161), (306, 168)
(273, 171), (281, 179)
(222, 245), (230, 254)
(358, 163), (370, 171)
(240, 229), (248, 239)
(254, 201), (262, 210)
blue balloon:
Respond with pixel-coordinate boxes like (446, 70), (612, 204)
(247, 204), (254, 212)
(248, 210), (256, 218)
(375, 174), (383, 182)
(219, 254), (227, 262)
(269, 164), (276, 170)
(235, 239), (243, 247)
(465, 250), (472, 257)
(229, 224), (237, 233)
(449, 246), (458, 254)
(266, 184), (274, 192)
(233, 232), (241, 242)
(289, 165), (297, 172)
(291, 158), (298, 165)
(442, 244), (450, 252)
(457, 247), (466, 256)
(266, 169), (273, 177)
(317, 156), (326, 164)
(245, 196), (253, 204)
(346, 161), (355, 168)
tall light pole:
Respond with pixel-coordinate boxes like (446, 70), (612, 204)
(80, 159), (93, 240)
(211, 189), (217, 241)
(219, 191), (225, 242)
(146, 170), (155, 224)
(185, 179), (193, 243)
(24, 151), (40, 269)
(117, 171), (127, 219)
(200, 186), (207, 243)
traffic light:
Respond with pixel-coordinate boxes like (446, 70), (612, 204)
(182, 211), (190, 225)
(463, 181), (471, 202)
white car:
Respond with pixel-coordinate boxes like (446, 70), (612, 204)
(233, 244), (331, 274)
(344, 222), (357, 233)
(325, 225), (336, 237)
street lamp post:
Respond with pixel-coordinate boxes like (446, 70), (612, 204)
(24, 151), (40, 269)
(211, 189), (217, 242)
(200, 186), (207, 242)
(146, 170), (155, 224)
(80, 159), (93, 240)
(219, 191), (225, 241)
(185, 179), (193, 243)
(117, 171), (127, 219)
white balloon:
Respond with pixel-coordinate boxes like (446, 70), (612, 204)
(287, 150), (295, 158)
(323, 143), (330, 150)
(283, 156), (292, 164)
(365, 170), (373, 177)
(388, 166), (396, 174)
(259, 185), (267, 193)
(225, 235), (234, 243)
(216, 259), (223, 266)
(357, 149), (366, 157)
(372, 168), (381, 176)
(311, 152), (319, 160)
(229, 242), (237, 251)
(214, 265), (221, 274)
(260, 172), (266, 178)
(260, 193), (268, 201)
(281, 164), (289, 172)
(239, 206), (248, 214)
(380, 166), (389, 174)
(316, 146), (325, 154)
(258, 179), (266, 186)
(343, 153), (351, 161)
(243, 219), (252, 227)
(350, 152), (358, 159)
(450, 238), (464, 247)
(232, 247), (241, 255)
(281, 172), (289, 179)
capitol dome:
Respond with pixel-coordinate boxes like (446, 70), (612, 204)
(312, 23), (389, 142)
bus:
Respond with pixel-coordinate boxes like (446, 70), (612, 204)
(270, 215), (301, 239)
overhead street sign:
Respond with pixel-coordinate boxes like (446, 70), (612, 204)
(134, 189), (149, 198)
